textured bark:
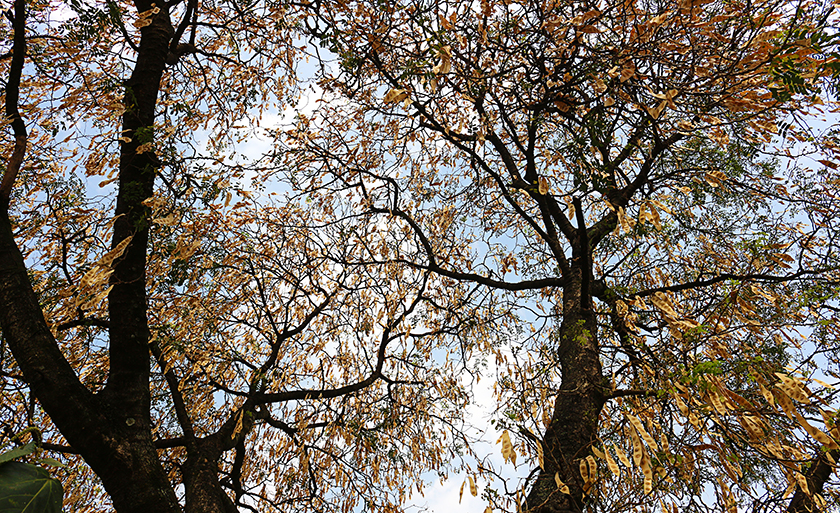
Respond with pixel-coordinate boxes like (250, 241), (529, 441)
(0, 2), (216, 511)
(786, 449), (839, 513)
(183, 449), (237, 513)
(526, 235), (607, 513)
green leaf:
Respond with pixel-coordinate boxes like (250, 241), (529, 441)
(34, 459), (66, 469)
(0, 443), (37, 465)
(0, 461), (63, 513)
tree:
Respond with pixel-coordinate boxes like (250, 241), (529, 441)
(285, 0), (840, 511)
(0, 0), (473, 511)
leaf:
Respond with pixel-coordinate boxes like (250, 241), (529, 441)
(35, 458), (65, 469)
(432, 46), (452, 74)
(818, 159), (838, 170)
(613, 443), (631, 467)
(619, 63), (635, 82)
(645, 100), (667, 119)
(604, 446), (620, 476)
(586, 455), (597, 483)
(459, 479), (465, 503)
(538, 177), (549, 195)
(704, 170), (727, 187)
(629, 426), (643, 466)
(499, 430), (516, 465)
(98, 176), (118, 188)
(627, 413), (659, 451)
(793, 410), (840, 450)
(383, 88), (408, 104)
(795, 471), (809, 495)
(468, 476), (477, 496)
(535, 440), (544, 470)
(579, 458), (589, 483)
(0, 461), (63, 513)
(676, 119), (694, 131)
(775, 373), (810, 403)
(152, 214), (178, 227)
(0, 443), (37, 466)
(554, 473), (570, 494)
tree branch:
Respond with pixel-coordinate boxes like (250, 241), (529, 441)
(0, 0), (28, 207)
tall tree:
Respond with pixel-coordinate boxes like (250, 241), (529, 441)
(0, 0), (472, 511)
(290, 0), (840, 511)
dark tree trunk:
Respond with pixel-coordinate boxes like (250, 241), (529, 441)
(0, 1), (228, 511)
(526, 251), (607, 512)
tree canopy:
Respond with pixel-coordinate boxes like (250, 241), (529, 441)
(1, 0), (840, 511)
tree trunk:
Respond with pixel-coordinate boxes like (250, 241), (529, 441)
(526, 263), (607, 513)
(183, 449), (237, 513)
(0, 1), (229, 511)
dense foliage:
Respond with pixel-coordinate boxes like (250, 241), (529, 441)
(1, 0), (839, 511)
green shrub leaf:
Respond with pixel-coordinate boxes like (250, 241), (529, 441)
(0, 461), (63, 513)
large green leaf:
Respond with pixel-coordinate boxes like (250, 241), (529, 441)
(0, 461), (63, 513)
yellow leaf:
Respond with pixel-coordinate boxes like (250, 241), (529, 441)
(602, 447), (619, 476)
(468, 476), (478, 496)
(812, 378), (836, 389)
(650, 292), (677, 319)
(793, 410), (840, 450)
(538, 176), (549, 195)
(384, 88), (409, 104)
(619, 63), (635, 82)
(704, 170), (727, 187)
(536, 440), (545, 470)
(758, 381), (775, 407)
(153, 214), (178, 226)
(80, 266), (114, 289)
(554, 473), (570, 494)
(579, 458), (589, 483)
(613, 443), (631, 467)
(708, 389), (728, 416)
(98, 176), (118, 188)
(650, 12), (669, 25)
(674, 393), (689, 417)
(629, 427), (643, 466)
(586, 455), (597, 482)
(627, 413), (659, 451)
(676, 119), (694, 131)
(645, 100), (667, 119)
(775, 373), (810, 403)
(795, 471), (809, 495)
(499, 430), (517, 465)
(135, 142), (153, 154)
(80, 285), (113, 311)
(432, 45), (452, 74)
(99, 236), (134, 267)
(459, 480), (465, 503)
(142, 195), (166, 209)
(593, 78), (608, 94)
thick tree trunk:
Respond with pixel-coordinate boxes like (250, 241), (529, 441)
(183, 448), (238, 513)
(526, 264), (607, 513)
(0, 2), (232, 511)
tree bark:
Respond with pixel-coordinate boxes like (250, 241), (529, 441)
(526, 242), (607, 513)
(0, 2), (194, 511)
